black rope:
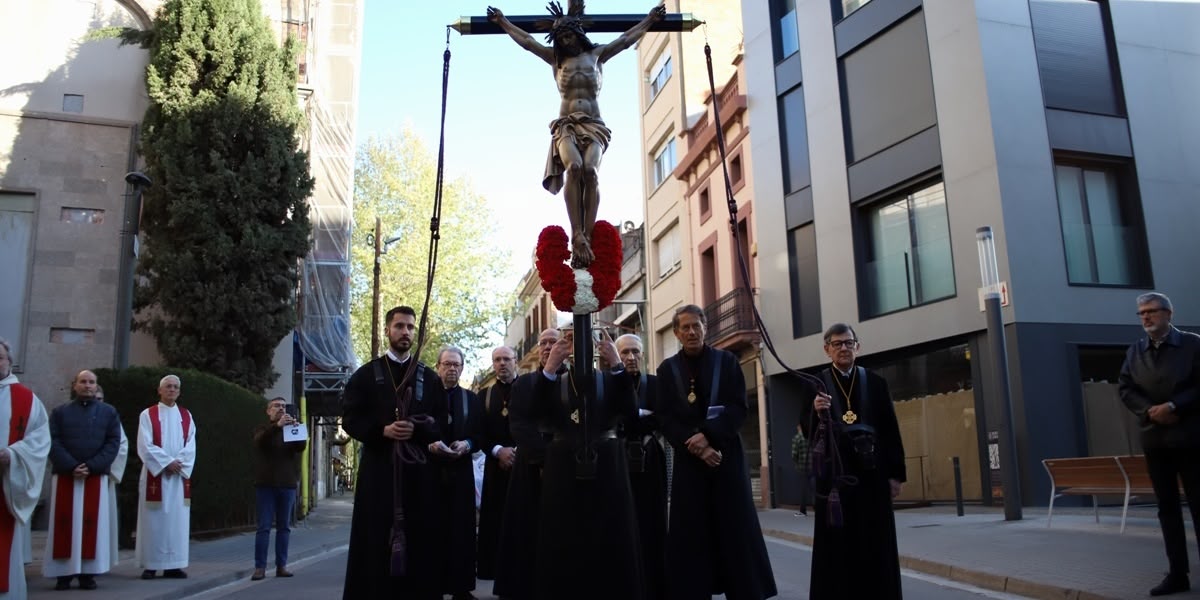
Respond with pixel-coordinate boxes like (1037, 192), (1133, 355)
(703, 42), (855, 508)
(414, 32), (452, 359)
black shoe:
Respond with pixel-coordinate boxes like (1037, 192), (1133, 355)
(55, 576), (72, 590)
(1151, 573), (1190, 596)
(141, 570), (156, 580)
(78, 575), (97, 590)
(163, 568), (188, 579)
(452, 594), (476, 600)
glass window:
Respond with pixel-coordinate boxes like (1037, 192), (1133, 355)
(840, 12), (937, 162)
(649, 53), (672, 100)
(788, 223), (822, 337)
(842, 0), (873, 18)
(775, 0), (799, 59)
(660, 327), (680, 361)
(1054, 162), (1147, 285)
(655, 223), (681, 281)
(861, 181), (956, 316)
(779, 85), (811, 193)
(652, 138), (677, 189)
(1029, 0), (1122, 116)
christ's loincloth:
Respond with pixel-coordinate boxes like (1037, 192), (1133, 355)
(543, 112), (612, 195)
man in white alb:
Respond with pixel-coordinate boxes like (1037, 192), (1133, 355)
(0, 337), (50, 598)
(135, 374), (197, 580)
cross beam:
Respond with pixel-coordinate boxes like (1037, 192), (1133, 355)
(449, 12), (701, 35)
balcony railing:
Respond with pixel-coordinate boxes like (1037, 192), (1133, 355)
(704, 287), (757, 346)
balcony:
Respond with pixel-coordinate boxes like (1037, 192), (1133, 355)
(704, 287), (759, 351)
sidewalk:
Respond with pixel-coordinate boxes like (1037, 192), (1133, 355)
(25, 496), (353, 600)
(760, 502), (1200, 599)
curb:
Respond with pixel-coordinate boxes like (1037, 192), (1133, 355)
(154, 541), (349, 600)
(760, 529), (1118, 600)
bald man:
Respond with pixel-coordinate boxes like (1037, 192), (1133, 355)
(43, 370), (122, 590)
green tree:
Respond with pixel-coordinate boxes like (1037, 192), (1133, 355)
(124, 0), (314, 392)
(352, 129), (510, 368)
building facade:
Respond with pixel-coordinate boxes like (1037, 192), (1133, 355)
(0, 0), (362, 504)
(742, 0), (1200, 507)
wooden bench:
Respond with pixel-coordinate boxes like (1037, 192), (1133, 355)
(1042, 455), (1157, 534)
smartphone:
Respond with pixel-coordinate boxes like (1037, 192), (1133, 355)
(285, 404), (299, 420)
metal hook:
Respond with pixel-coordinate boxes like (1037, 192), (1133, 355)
(702, 20), (709, 44)
(445, 25), (452, 47)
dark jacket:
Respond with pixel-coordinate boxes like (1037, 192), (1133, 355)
(253, 421), (307, 488)
(48, 399), (121, 475)
(1119, 326), (1200, 448)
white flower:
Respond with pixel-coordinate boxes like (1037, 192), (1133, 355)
(572, 269), (599, 314)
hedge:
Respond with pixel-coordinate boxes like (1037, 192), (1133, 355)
(93, 366), (266, 548)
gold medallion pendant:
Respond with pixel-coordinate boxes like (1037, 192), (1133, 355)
(687, 389), (697, 404)
(570, 409), (580, 424)
(501, 406), (509, 417)
(842, 410), (858, 425)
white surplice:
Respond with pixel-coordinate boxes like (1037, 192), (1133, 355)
(134, 403), (196, 571)
(107, 427), (128, 569)
(42, 403), (124, 579)
(0, 374), (50, 599)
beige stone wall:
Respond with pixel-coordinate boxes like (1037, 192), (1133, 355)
(894, 388), (983, 502)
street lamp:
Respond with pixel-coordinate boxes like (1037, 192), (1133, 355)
(114, 171), (152, 368)
(368, 217), (403, 358)
(976, 226), (1022, 521)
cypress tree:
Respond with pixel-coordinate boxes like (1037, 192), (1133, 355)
(126, 0), (314, 392)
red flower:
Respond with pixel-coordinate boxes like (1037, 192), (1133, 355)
(535, 222), (625, 313)
(588, 221), (623, 309)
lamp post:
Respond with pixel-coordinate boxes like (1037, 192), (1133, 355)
(368, 217), (403, 358)
(114, 171), (152, 368)
(976, 226), (1022, 521)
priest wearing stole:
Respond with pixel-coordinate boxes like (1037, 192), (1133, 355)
(135, 374), (197, 580)
(43, 371), (122, 590)
(0, 338), (50, 599)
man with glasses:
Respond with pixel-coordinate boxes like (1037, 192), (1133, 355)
(432, 347), (483, 600)
(803, 323), (906, 600)
(1119, 292), (1200, 596)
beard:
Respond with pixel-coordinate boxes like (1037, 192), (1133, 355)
(390, 337), (412, 354)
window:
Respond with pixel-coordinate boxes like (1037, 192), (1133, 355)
(1054, 161), (1148, 286)
(1030, 0), (1123, 116)
(0, 193), (36, 371)
(698, 186), (711, 221)
(861, 181), (955, 316)
(842, 0), (873, 18)
(774, 0), (799, 60)
(654, 223), (681, 281)
(730, 155), (744, 186)
(649, 52), (672, 100)
(840, 12), (937, 162)
(62, 94), (84, 113)
(659, 327), (680, 361)
(788, 224), (822, 337)
(699, 245), (717, 307)
(779, 85), (811, 193)
(652, 139), (677, 189)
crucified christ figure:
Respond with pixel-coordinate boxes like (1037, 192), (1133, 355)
(488, 1), (666, 267)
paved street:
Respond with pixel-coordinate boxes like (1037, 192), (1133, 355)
(187, 533), (1027, 600)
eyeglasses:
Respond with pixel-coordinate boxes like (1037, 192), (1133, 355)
(439, 362), (463, 369)
(1136, 308), (1166, 317)
(826, 339), (859, 349)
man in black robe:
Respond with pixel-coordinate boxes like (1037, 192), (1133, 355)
(657, 304), (777, 600)
(493, 328), (558, 600)
(802, 322), (906, 600)
(530, 327), (642, 600)
(431, 346), (484, 600)
(341, 306), (447, 600)
(477, 346), (518, 584)
(616, 333), (667, 600)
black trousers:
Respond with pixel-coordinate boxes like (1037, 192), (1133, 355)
(1144, 447), (1200, 575)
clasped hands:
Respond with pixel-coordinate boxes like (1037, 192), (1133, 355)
(162, 459), (184, 476)
(1148, 403), (1179, 425)
(496, 446), (517, 469)
(685, 432), (722, 468)
(428, 440), (471, 457)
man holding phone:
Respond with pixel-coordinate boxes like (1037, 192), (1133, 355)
(250, 397), (307, 581)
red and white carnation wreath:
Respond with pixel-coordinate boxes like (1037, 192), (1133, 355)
(535, 221), (623, 314)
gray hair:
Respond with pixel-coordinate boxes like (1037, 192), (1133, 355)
(159, 374), (181, 388)
(0, 337), (12, 363)
(823, 323), (859, 344)
(437, 346), (465, 365)
(615, 334), (643, 350)
(1136, 292), (1173, 313)
(671, 305), (707, 329)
